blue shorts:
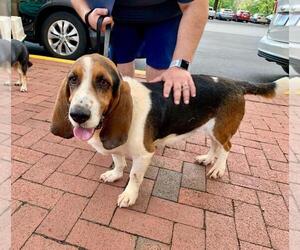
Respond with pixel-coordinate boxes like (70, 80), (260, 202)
(110, 16), (181, 69)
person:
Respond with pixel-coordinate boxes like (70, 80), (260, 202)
(71, 0), (208, 104)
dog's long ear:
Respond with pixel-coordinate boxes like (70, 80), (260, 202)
(50, 78), (74, 138)
(100, 81), (133, 150)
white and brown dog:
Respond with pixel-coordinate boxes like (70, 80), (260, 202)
(51, 54), (288, 207)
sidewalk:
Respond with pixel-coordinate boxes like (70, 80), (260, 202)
(10, 58), (289, 249)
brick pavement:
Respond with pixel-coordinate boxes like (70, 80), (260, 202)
(8, 59), (290, 249)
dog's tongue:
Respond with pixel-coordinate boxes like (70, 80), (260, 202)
(73, 127), (95, 141)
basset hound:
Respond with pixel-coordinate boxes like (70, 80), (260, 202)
(51, 54), (289, 207)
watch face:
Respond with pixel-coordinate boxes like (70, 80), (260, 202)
(170, 60), (189, 70)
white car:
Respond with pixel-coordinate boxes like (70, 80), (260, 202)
(209, 7), (216, 19)
(216, 9), (234, 21)
(258, 0), (300, 73)
(250, 13), (268, 24)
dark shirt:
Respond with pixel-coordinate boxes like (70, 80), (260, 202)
(112, 0), (193, 23)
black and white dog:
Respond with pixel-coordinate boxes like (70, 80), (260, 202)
(0, 39), (32, 92)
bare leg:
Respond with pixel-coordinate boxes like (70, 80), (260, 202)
(146, 65), (165, 81)
(100, 154), (126, 182)
(117, 62), (135, 77)
(118, 153), (153, 207)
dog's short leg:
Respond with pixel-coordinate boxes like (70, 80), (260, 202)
(207, 144), (230, 179)
(118, 153), (153, 207)
(3, 65), (11, 85)
(19, 73), (27, 92)
(196, 136), (220, 166)
(100, 154), (126, 183)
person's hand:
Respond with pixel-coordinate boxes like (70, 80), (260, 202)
(151, 67), (196, 105)
(87, 8), (113, 32)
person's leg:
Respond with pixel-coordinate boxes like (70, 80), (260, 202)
(144, 16), (181, 81)
(146, 65), (165, 81)
(110, 22), (143, 77)
(118, 62), (135, 77)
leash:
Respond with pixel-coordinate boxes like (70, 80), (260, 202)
(96, 15), (111, 57)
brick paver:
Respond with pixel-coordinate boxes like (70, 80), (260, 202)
(10, 59), (290, 249)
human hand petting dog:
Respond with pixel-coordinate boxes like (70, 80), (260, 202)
(151, 67), (196, 105)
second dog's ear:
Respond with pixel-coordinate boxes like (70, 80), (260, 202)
(50, 78), (74, 138)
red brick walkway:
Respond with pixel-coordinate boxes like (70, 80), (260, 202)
(9, 59), (289, 249)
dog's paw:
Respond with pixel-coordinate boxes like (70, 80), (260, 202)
(20, 86), (27, 92)
(14, 81), (22, 86)
(195, 154), (215, 166)
(207, 164), (225, 179)
(3, 81), (10, 86)
(117, 190), (138, 208)
(100, 169), (123, 183)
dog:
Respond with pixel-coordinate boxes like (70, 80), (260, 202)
(0, 39), (32, 92)
(50, 54), (289, 207)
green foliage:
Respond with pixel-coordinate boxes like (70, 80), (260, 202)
(210, 0), (275, 15)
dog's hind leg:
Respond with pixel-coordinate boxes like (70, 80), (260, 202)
(100, 154), (126, 183)
(206, 96), (245, 179)
(196, 136), (220, 166)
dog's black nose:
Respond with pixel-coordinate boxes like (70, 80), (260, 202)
(70, 106), (91, 124)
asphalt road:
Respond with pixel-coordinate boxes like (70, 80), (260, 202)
(27, 19), (288, 83)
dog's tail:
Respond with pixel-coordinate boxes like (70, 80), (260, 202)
(237, 77), (294, 98)
(28, 61), (33, 68)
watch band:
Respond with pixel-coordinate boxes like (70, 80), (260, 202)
(170, 59), (190, 70)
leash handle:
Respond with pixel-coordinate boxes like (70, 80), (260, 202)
(96, 15), (111, 56)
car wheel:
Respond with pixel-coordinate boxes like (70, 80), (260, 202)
(281, 65), (289, 74)
(41, 11), (88, 59)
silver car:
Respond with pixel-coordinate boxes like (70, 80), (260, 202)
(258, 0), (300, 73)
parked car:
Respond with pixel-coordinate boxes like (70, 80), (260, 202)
(250, 13), (268, 24)
(16, 0), (98, 59)
(233, 10), (250, 22)
(208, 7), (216, 19)
(216, 9), (234, 21)
(258, 0), (300, 74)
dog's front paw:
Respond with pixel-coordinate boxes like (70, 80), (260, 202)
(195, 154), (215, 166)
(207, 163), (226, 179)
(20, 86), (27, 92)
(117, 190), (138, 208)
(100, 169), (123, 183)
(14, 81), (22, 86)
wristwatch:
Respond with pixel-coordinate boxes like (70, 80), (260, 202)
(169, 59), (190, 70)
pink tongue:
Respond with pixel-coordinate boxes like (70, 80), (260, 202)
(73, 127), (95, 141)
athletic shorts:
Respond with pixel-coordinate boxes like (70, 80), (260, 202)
(109, 16), (181, 69)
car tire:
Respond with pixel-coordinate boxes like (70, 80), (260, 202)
(281, 65), (289, 74)
(41, 11), (88, 60)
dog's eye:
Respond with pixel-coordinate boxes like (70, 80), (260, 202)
(96, 77), (110, 90)
(68, 75), (79, 86)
